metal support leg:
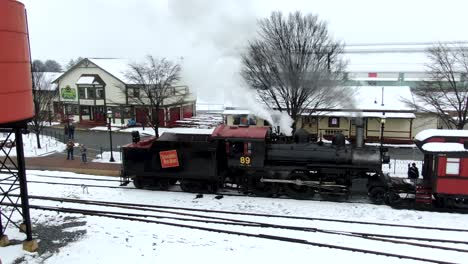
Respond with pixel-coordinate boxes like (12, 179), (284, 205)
(14, 128), (33, 241)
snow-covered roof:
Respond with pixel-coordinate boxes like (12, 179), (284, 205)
(422, 142), (468, 152)
(304, 111), (415, 119)
(223, 109), (251, 115)
(223, 86), (415, 119)
(76, 76), (101, 85)
(349, 86), (414, 111)
(39, 72), (61, 91)
(196, 103), (224, 112)
(415, 129), (468, 141)
(88, 58), (133, 84)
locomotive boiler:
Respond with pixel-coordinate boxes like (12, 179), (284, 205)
(121, 124), (389, 199)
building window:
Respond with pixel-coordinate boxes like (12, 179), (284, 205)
(328, 117), (340, 128)
(233, 115), (241, 125)
(88, 88), (95, 99)
(78, 87), (97, 99)
(123, 107), (133, 118)
(446, 158), (460, 175)
(66, 105), (79, 115)
(80, 106), (90, 115)
(249, 116), (257, 125)
(96, 87), (104, 99)
(79, 87), (86, 98)
(128, 88), (140, 98)
(233, 115), (256, 126)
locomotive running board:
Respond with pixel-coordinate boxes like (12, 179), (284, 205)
(260, 178), (347, 188)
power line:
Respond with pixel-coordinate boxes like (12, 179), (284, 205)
(345, 41), (468, 47)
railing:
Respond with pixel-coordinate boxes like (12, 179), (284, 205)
(319, 129), (349, 136)
(382, 159), (423, 176)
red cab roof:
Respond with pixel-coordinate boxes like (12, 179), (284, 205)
(211, 125), (268, 140)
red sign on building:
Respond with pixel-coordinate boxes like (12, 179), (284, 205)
(159, 150), (179, 168)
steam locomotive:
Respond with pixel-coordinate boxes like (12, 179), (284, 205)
(120, 124), (390, 199)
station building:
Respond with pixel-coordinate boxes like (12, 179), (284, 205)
(223, 85), (437, 144)
(52, 58), (196, 126)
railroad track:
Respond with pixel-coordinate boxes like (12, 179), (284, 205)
(1, 175), (371, 203)
(2, 195), (467, 263)
(3, 173), (467, 213)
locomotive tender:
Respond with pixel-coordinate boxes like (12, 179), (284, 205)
(121, 124), (390, 199)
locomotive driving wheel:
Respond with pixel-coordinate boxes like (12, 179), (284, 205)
(284, 173), (315, 199)
(251, 178), (278, 197)
(133, 177), (144, 189)
(369, 187), (386, 204)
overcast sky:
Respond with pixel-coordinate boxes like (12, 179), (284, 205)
(20, 0), (468, 61)
(18, 0), (468, 102)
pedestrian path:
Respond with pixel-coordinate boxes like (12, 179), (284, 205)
(24, 152), (121, 176)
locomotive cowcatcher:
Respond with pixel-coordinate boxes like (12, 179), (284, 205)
(121, 124), (390, 199)
(368, 129), (468, 208)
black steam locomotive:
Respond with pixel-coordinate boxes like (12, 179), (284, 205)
(121, 125), (389, 199)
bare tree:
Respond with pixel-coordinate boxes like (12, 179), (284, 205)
(66, 56), (84, 70)
(124, 56), (186, 137)
(404, 44), (468, 129)
(44, 59), (62, 72)
(33, 59), (63, 72)
(31, 62), (58, 148)
(241, 11), (349, 131)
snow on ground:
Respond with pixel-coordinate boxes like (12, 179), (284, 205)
(89, 126), (122, 132)
(366, 142), (417, 148)
(28, 122), (61, 127)
(92, 151), (122, 164)
(1, 170), (467, 264)
(0, 133), (66, 157)
(119, 127), (215, 136)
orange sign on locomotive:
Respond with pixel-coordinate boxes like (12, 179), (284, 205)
(159, 150), (179, 168)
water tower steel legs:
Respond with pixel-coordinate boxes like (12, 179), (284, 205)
(15, 128), (33, 241)
(0, 127), (36, 251)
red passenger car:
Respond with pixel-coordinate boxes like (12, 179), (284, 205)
(415, 129), (468, 207)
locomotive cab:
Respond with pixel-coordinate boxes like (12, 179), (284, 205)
(211, 125), (268, 169)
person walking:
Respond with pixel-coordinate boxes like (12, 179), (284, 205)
(407, 163), (419, 184)
(80, 144), (87, 163)
(66, 139), (74, 160)
(68, 123), (75, 140)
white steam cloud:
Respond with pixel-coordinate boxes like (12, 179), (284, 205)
(166, 0), (294, 135)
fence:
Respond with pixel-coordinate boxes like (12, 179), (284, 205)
(30, 128), (123, 162)
(382, 159), (423, 177)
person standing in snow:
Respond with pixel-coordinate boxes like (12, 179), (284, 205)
(80, 144), (87, 163)
(69, 123), (75, 140)
(66, 139), (75, 160)
(407, 163), (419, 183)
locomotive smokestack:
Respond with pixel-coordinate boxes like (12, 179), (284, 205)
(355, 117), (364, 148)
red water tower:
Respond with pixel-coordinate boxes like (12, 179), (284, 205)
(0, 0), (34, 125)
(0, 0), (37, 253)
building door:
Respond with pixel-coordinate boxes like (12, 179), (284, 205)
(53, 102), (63, 121)
(183, 104), (193, 118)
(158, 109), (165, 127)
(92, 106), (106, 122)
(136, 107), (148, 125)
(169, 107), (181, 127)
